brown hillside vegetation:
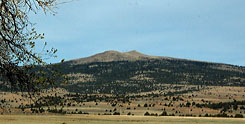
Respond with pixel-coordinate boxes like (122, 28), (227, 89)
(67, 50), (161, 65)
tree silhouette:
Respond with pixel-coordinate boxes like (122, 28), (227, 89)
(0, 0), (65, 92)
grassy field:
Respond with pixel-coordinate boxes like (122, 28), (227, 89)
(1, 86), (245, 116)
(0, 115), (244, 124)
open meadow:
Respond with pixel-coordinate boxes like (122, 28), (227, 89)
(1, 86), (245, 117)
(0, 115), (245, 124)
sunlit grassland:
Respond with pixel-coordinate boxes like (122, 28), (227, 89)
(0, 115), (244, 124)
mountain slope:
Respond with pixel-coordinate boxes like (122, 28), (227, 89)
(66, 50), (161, 65)
(56, 50), (245, 94)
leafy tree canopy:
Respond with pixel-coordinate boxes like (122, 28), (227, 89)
(0, 0), (65, 92)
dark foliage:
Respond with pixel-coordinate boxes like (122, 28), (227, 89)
(196, 100), (245, 112)
(56, 59), (245, 94)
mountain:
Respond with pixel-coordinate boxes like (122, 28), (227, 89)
(66, 50), (214, 65)
(66, 50), (161, 65)
(56, 50), (245, 94)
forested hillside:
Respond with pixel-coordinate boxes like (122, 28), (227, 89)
(55, 51), (245, 94)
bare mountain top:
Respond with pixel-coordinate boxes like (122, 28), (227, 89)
(67, 50), (162, 65)
(65, 50), (240, 71)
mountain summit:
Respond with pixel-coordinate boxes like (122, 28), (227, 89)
(68, 50), (160, 65)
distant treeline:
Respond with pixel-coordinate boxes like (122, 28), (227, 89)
(196, 100), (245, 112)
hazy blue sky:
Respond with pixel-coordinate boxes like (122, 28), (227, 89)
(31, 0), (245, 66)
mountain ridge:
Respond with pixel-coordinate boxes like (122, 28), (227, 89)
(65, 50), (233, 66)
(52, 50), (245, 94)
(67, 50), (160, 65)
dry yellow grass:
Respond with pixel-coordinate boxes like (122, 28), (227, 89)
(1, 86), (245, 116)
(0, 115), (244, 124)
